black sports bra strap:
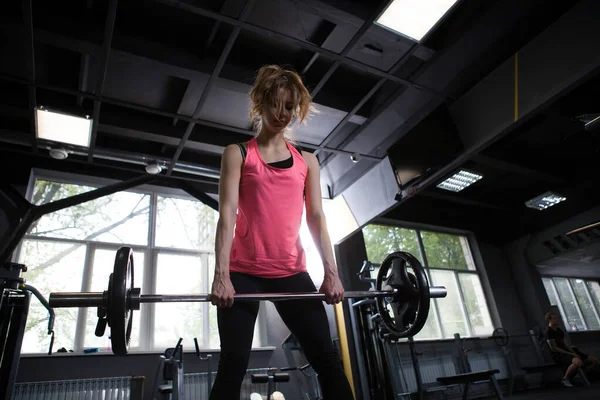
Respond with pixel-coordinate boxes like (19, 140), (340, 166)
(237, 143), (247, 162)
(292, 143), (303, 156)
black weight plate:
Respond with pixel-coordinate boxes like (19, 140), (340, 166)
(110, 246), (135, 355)
(492, 327), (509, 347)
(376, 251), (430, 338)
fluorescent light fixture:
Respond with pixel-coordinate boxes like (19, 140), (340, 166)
(35, 106), (92, 147)
(437, 169), (483, 192)
(584, 115), (600, 132)
(566, 221), (600, 236)
(376, 0), (459, 41)
(525, 191), (566, 211)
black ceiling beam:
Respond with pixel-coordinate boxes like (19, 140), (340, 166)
(179, 181), (219, 211)
(470, 154), (567, 185)
(22, 0), (37, 154)
(294, 0), (365, 29)
(167, 0), (257, 175)
(99, 123), (227, 155)
(0, 75), (381, 161)
(77, 54), (91, 107)
(309, 0), (391, 98)
(171, 0), (234, 127)
(5, 24), (384, 161)
(316, 42), (422, 165)
(88, 0), (119, 162)
(156, 0), (444, 98)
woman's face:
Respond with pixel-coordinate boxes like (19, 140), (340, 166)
(262, 87), (295, 134)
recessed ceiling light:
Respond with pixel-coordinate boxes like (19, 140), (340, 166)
(35, 106), (92, 148)
(49, 147), (69, 160)
(437, 169), (483, 192)
(525, 191), (566, 211)
(376, 0), (459, 42)
(145, 162), (163, 175)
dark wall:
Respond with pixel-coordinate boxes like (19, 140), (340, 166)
(0, 208), (11, 280)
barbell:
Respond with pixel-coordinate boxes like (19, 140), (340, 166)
(48, 247), (447, 355)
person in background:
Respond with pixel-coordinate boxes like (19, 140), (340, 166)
(544, 312), (599, 386)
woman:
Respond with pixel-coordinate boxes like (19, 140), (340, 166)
(209, 65), (354, 400)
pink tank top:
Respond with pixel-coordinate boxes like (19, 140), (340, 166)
(230, 138), (308, 278)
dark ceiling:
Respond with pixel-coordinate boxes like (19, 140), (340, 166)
(1, 0), (598, 245)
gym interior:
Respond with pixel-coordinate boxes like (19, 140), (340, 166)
(1, 0), (600, 399)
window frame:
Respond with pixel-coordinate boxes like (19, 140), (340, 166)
(16, 169), (269, 355)
(365, 217), (494, 340)
(542, 276), (600, 332)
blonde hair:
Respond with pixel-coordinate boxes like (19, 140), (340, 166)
(249, 65), (316, 136)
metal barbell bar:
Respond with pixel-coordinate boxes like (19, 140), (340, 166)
(49, 288), (448, 309)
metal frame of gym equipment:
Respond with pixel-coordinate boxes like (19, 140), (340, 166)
(151, 337), (213, 400)
(281, 333), (323, 400)
(348, 297), (396, 399)
(0, 175), (216, 399)
(0, 261), (56, 399)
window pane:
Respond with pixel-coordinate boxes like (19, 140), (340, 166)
(155, 196), (218, 251)
(570, 279), (600, 330)
(553, 278), (584, 331)
(587, 281), (600, 312)
(429, 270), (468, 338)
(542, 278), (559, 306)
(83, 249), (145, 350)
(362, 225), (422, 265)
(414, 271), (442, 340)
(458, 273), (493, 336)
(155, 253), (205, 349)
(18, 240), (86, 353)
(420, 232), (473, 270)
(28, 180), (150, 245)
(31, 179), (95, 204)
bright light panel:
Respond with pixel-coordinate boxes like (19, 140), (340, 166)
(35, 107), (92, 147)
(525, 192), (566, 211)
(376, 0), (459, 41)
(437, 170), (483, 192)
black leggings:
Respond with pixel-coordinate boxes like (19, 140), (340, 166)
(209, 272), (354, 400)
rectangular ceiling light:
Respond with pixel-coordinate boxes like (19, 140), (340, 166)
(525, 191), (566, 211)
(437, 169), (483, 192)
(376, 0), (459, 41)
(35, 106), (93, 147)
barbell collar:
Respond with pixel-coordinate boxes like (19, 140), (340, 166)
(49, 292), (104, 308)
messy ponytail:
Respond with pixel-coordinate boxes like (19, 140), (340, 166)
(249, 65), (316, 136)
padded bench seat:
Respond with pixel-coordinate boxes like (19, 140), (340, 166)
(437, 369), (503, 399)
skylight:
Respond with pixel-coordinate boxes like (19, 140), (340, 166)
(35, 106), (93, 148)
(525, 192), (566, 211)
(376, 0), (459, 41)
(437, 170), (483, 192)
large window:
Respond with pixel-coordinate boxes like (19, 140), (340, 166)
(17, 174), (239, 354)
(542, 277), (600, 332)
(362, 224), (493, 340)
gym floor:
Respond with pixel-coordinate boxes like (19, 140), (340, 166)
(485, 385), (600, 400)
